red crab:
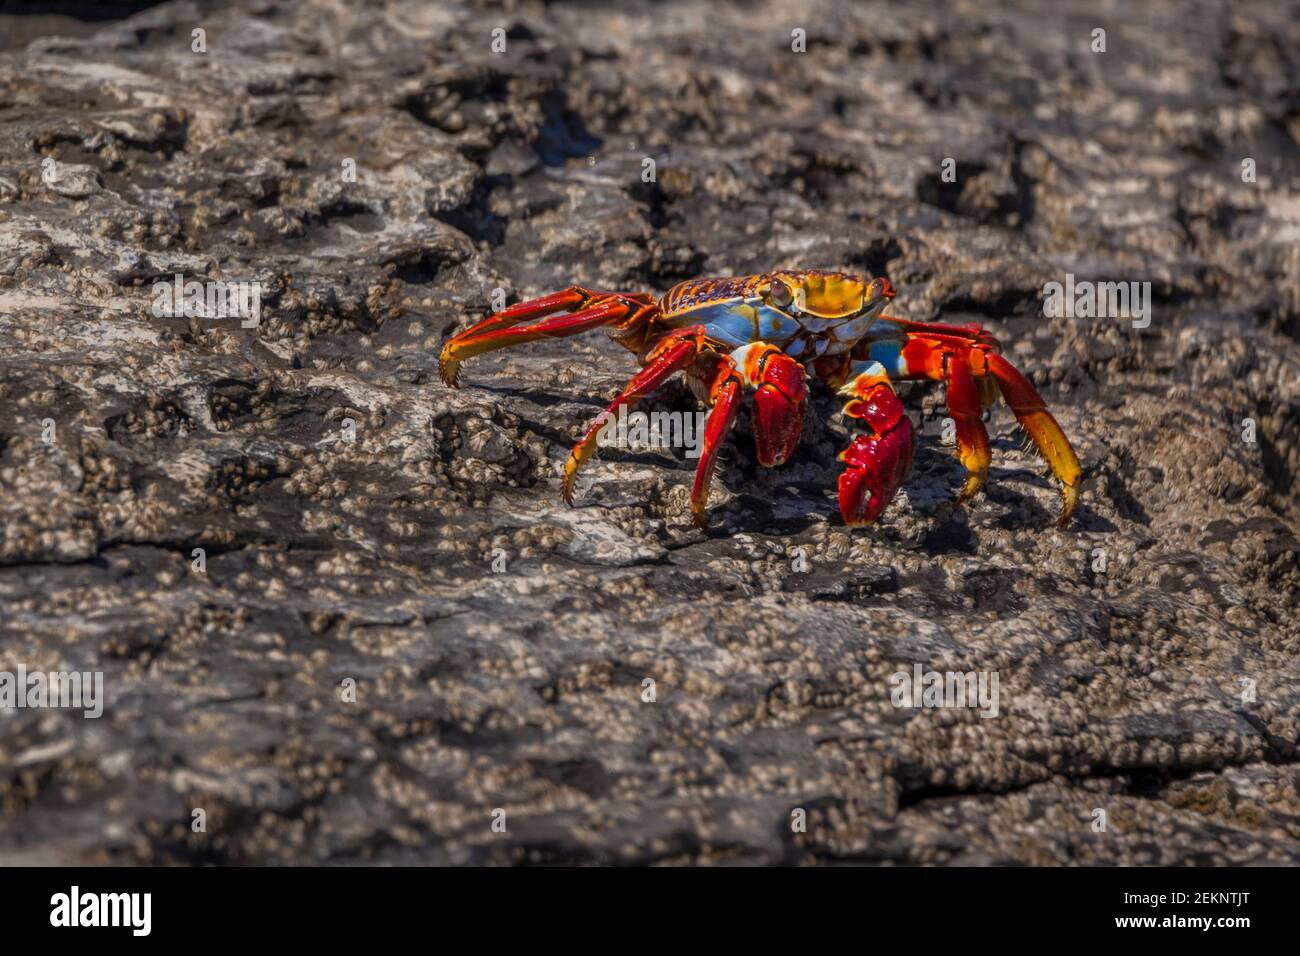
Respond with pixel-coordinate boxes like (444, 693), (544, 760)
(439, 269), (1081, 528)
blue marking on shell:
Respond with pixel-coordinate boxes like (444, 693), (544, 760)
(668, 302), (757, 347)
(868, 338), (907, 376)
(665, 300), (804, 348)
(663, 293), (899, 360)
(755, 304), (802, 341)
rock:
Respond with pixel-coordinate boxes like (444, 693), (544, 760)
(40, 160), (101, 199)
(0, 0), (1298, 866)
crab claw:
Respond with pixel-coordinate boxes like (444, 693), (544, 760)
(751, 352), (807, 467)
(837, 383), (915, 527)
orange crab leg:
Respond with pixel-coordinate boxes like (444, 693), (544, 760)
(439, 298), (649, 387)
(980, 350), (1081, 526)
(685, 344), (806, 526)
(690, 356), (744, 528)
(945, 356), (992, 502)
(889, 332), (1081, 526)
(561, 331), (702, 504)
(455, 287), (595, 342)
(881, 314), (1000, 350)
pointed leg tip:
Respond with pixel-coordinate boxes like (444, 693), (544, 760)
(1056, 485), (1079, 528)
(956, 470), (987, 505)
(561, 455), (587, 506)
(438, 356), (460, 388)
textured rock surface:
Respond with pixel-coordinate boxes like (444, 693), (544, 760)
(1, 0), (1298, 865)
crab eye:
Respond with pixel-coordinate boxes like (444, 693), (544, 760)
(768, 281), (793, 308)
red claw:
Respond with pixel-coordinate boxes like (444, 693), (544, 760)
(752, 354), (807, 466)
(837, 397), (915, 527)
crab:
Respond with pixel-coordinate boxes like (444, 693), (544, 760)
(439, 269), (1081, 528)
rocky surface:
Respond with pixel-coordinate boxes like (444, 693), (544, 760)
(0, 0), (1298, 865)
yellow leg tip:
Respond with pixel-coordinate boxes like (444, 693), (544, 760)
(957, 468), (988, 503)
(561, 464), (578, 506)
(438, 349), (460, 388)
(1057, 482), (1079, 527)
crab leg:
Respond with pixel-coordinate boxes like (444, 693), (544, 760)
(833, 360), (915, 526)
(455, 287), (596, 342)
(979, 350), (1081, 526)
(438, 294), (655, 387)
(561, 330), (701, 504)
(945, 356), (992, 502)
(690, 355), (745, 528)
(880, 314), (1000, 351)
(884, 330), (1081, 526)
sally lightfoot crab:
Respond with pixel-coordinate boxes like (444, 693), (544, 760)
(439, 270), (1081, 528)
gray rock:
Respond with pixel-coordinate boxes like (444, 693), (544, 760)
(0, 0), (1297, 865)
(40, 160), (101, 199)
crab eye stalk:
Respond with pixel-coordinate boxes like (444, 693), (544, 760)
(768, 281), (793, 308)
